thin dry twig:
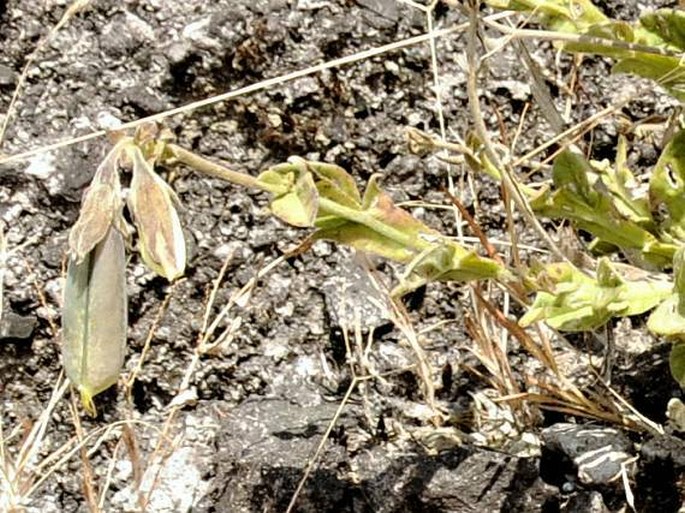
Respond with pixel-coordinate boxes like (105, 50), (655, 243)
(69, 391), (100, 513)
(0, 24), (474, 167)
(465, 0), (567, 263)
(285, 377), (361, 513)
(124, 284), (176, 392)
(0, 0), (92, 148)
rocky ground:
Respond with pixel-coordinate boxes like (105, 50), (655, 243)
(0, 0), (683, 512)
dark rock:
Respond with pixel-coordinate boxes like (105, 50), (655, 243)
(562, 491), (609, 513)
(542, 423), (632, 458)
(541, 423), (634, 485)
(40, 235), (65, 269)
(209, 383), (558, 512)
(641, 433), (685, 470)
(352, 446), (556, 512)
(210, 385), (354, 512)
(636, 434), (685, 513)
(122, 85), (168, 114)
(613, 343), (680, 423)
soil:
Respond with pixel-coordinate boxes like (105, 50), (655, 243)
(0, 0), (683, 512)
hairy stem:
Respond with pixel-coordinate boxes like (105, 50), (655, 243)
(167, 145), (432, 255)
(317, 197), (433, 254)
(168, 144), (266, 191)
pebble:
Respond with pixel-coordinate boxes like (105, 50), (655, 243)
(0, 64), (16, 86)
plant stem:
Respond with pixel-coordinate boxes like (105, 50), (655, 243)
(167, 145), (433, 254)
(168, 144), (267, 191)
(484, 19), (680, 59)
(317, 197), (433, 253)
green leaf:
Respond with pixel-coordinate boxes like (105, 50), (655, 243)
(271, 172), (319, 227)
(259, 158), (506, 294)
(670, 342), (685, 387)
(612, 55), (685, 102)
(593, 136), (653, 226)
(647, 295), (685, 338)
(485, 0), (607, 33)
(562, 21), (637, 57)
(531, 149), (677, 266)
(522, 259), (672, 331)
(62, 226), (127, 416)
(649, 129), (685, 241)
(552, 150), (594, 200)
(641, 9), (685, 51)
(647, 246), (685, 339)
(314, 174), (506, 292)
(306, 160), (362, 205)
(257, 161), (320, 227)
(314, 175), (434, 263)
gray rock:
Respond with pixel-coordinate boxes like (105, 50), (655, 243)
(100, 12), (154, 58)
(0, 63), (16, 86)
(542, 423), (635, 485)
(0, 311), (37, 340)
(210, 385), (557, 512)
(562, 491), (609, 513)
(122, 85), (168, 114)
(542, 423), (632, 458)
(355, 0), (398, 29)
(640, 433), (685, 470)
(321, 254), (389, 330)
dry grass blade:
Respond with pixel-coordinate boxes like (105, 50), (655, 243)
(472, 287), (558, 373)
(512, 98), (635, 169)
(26, 419), (162, 502)
(465, 1), (569, 266)
(124, 285), (175, 392)
(443, 189), (502, 264)
(137, 249), (290, 507)
(464, 310), (519, 397)
(0, 222), (6, 325)
(0, 25), (465, 167)
(0, 0), (92, 148)
(0, 377), (68, 510)
(69, 391), (100, 513)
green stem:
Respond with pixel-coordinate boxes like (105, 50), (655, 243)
(168, 144), (270, 192)
(166, 144), (432, 254)
(317, 197), (433, 253)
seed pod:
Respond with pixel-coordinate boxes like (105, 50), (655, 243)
(127, 146), (186, 281)
(68, 141), (127, 263)
(62, 226), (127, 415)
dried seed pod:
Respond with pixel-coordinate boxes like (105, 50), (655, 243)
(62, 226), (127, 415)
(127, 146), (186, 280)
(68, 141), (127, 262)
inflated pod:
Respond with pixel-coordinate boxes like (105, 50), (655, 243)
(127, 146), (186, 281)
(62, 225), (127, 415)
